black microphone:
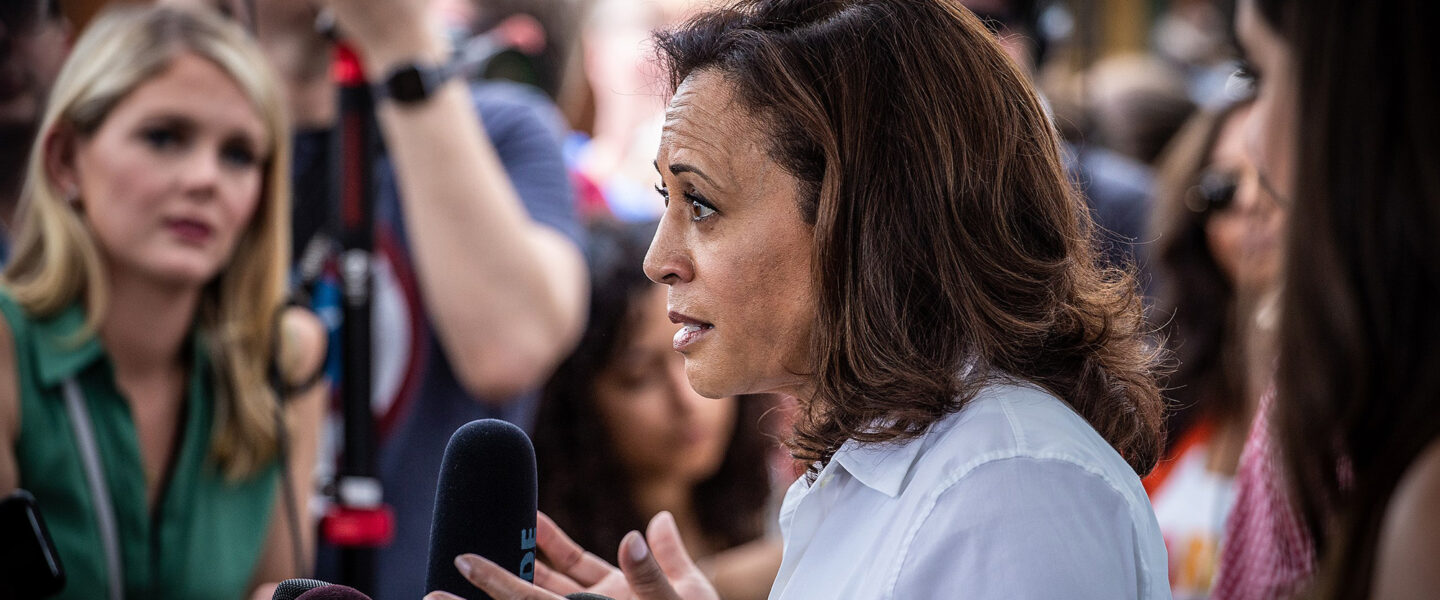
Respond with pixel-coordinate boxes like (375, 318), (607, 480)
(273, 578), (334, 600)
(273, 579), (373, 600)
(295, 584), (372, 600)
(426, 419), (538, 600)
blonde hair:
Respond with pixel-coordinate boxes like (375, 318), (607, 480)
(5, 4), (293, 480)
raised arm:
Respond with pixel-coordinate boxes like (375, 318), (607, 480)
(322, 0), (588, 402)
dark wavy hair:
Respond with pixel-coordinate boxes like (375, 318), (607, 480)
(1149, 100), (1255, 455)
(534, 219), (774, 555)
(1254, 0), (1440, 598)
(655, 0), (1165, 478)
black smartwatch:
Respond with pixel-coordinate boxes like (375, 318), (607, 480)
(374, 61), (455, 104)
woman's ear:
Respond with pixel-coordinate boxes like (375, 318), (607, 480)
(42, 124), (80, 200)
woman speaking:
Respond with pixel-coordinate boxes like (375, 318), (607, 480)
(422, 0), (1170, 598)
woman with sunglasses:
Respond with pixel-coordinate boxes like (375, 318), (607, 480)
(1146, 97), (1284, 599)
(1211, 0), (1440, 597)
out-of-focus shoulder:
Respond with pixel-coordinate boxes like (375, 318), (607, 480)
(279, 307), (326, 388)
(1372, 439), (1440, 598)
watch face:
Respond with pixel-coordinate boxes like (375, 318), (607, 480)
(388, 66), (428, 102)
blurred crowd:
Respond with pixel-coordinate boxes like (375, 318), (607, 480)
(0, 0), (1431, 599)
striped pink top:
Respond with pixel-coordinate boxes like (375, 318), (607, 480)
(1210, 388), (1316, 599)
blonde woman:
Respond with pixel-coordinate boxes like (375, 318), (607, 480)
(0, 6), (326, 600)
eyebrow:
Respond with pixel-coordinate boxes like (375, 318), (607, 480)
(653, 160), (721, 190)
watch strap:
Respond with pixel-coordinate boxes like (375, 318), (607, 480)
(373, 60), (456, 104)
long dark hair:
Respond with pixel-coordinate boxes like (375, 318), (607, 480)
(534, 219), (774, 555)
(1256, 0), (1440, 597)
(655, 0), (1164, 477)
(1149, 101), (1254, 454)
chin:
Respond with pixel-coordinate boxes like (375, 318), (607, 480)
(681, 461), (727, 485)
(683, 361), (739, 400)
(141, 260), (225, 288)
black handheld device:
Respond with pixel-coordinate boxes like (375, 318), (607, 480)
(0, 489), (65, 599)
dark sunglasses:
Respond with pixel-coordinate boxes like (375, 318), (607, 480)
(1186, 170), (1238, 214)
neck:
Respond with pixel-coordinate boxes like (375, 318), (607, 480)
(774, 382), (816, 406)
(1205, 414), (1249, 476)
(99, 273), (201, 377)
(633, 478), (711, 556)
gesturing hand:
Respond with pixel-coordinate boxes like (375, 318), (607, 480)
(424, 511), (720, 600)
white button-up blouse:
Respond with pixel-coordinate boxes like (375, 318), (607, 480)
(768, 380), (1171, 600)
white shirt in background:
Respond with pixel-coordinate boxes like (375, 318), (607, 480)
(769, 379), (1171, 600)
(1150, 438), (1238, 599)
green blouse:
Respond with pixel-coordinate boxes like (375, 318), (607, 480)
(1, 291), (278, 600)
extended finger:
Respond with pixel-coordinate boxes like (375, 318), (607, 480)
(617, 531), (683, 600)
(453, 554), (563, 600)
(534, 559), (584, 596)
(538, 512), (618, 586)
(645, 512), (704, 580)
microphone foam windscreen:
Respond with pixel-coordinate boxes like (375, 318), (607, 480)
(273, 579), (332, 600)
(295, 585), (373, 600)
(426, 419), (538, 600)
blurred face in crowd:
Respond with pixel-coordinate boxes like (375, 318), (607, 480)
(1205, 106), (1285, 292)
(1236, 0), (1297, 202)
(0, 1), (68, 130)
(160, 0), (255, 30)
(593, 285), (739, 485)
(51, 52), (268, 288)
(644, 69), (816, 400)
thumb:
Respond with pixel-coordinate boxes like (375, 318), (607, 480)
(644, 511), (704, 580)
(617, 531), (683, 600)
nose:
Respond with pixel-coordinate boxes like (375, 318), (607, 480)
(643, 213), (694, 285)
(178, 145), (222, 200)
(1234, 167), (1262, 214)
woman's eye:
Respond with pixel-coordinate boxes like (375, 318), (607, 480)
(617, 371), (659, 392)
(141, 127), (181, 150)
(685, 193), (717, 221)
(220, 143), (258, 169)
(654, 184), (670, 207)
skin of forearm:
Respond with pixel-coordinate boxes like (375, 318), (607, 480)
(375, 84), (588, 400)
(303, 4), (588, 400)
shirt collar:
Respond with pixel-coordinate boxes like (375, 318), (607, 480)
(826, 362), (990, 498)
(32, 303), (105, 387)
(831, 426), (933, 498)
